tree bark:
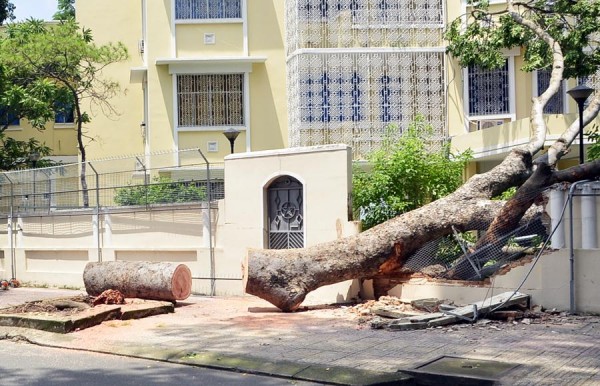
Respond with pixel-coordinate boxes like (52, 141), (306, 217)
(244, 154), (600, 312)
(83, 261), (192, 302)
(244, 191), (542, 311)
(243, 2), (600, 312)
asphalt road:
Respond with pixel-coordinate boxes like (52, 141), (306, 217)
(0, 340), (321, 386)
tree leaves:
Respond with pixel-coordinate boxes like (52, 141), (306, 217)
(446, 0), (600, 77)
(352, 116), (472, 230)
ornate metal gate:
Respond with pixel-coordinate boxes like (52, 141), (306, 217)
(267, 176), (304, 249)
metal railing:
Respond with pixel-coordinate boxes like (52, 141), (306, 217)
(0, 148), (224, 218)
(2, 148), (224, 288)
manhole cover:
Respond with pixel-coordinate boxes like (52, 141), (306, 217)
(402, 356), (520, 385)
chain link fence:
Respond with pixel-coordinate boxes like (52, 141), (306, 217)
(0, 148), (224, 218)
(403, 187), (553, 281)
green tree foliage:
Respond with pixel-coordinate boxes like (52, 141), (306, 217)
(0, 19), (128, 204)
(0, 0), (14, 25)
(352, 116), (472, 230)
(586, 128), (600, 161)
(114, 177), (206, 206)
(53, 0), (75, 21)
(445, 0), (600, 77)
(0, 134), (53, 170)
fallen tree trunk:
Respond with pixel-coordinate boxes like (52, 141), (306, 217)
(244, 156), (600, 312)
(83, 261), (192, 302)
(244, 194), (543, 312)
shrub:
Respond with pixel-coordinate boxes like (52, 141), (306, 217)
(114, 176), (206, 206)
(352, 116), (472, 230)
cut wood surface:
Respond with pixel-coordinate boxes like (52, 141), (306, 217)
(83, 261), (191, 302)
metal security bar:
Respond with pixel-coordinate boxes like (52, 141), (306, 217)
(175, 0), (241, 20)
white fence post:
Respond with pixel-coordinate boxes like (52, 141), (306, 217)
(581, 184), (597, 249)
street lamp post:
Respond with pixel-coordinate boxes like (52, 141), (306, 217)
(223, 128), (240, 154)
(567, 84), (595, 164)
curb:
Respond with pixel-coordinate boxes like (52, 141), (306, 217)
(0, 330), (413, 385)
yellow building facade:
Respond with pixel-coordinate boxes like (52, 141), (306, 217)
(70, 0), (598, 170)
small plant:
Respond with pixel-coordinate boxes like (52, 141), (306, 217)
(587, 126), (600, 161)
(352, 116), (472, 230)
(492, 186), (517, 201)
(114, 176), (206, 206)
(435, 232), (477, 265)
(58, 284), (82, 290)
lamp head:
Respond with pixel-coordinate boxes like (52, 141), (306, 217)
(223, 128), (240, 141)
(567, 84), (595, 104)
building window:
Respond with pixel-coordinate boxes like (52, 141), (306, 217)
(175, 0), (241, 20)
(536, 69), (564, 114)
(54, 102), (75, 124)
(177, 74), (244, 127)
(300, 71), (363, 124)
(467, 59), (510, 116)
(578, 75), (598, 109)
(0, 107), (19, 127)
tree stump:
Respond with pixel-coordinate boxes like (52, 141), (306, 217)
(83, 261), (192, 302)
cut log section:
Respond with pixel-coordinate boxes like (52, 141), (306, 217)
(83, 261), (192, 302)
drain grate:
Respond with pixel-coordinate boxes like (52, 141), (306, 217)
(402, 356), (520, 385)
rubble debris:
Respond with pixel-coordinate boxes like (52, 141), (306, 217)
(411, 298), (444, 312)
(371, 306), (422, 319)
(488, 310), (524, 322)
(370, 291), (530, 330)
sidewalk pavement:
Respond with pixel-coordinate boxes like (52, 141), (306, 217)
(2, 287), (600, 385)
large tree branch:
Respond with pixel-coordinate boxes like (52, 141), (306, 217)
(507, 0), (565, 162)
(244, 195), (538, 312)
(552, 158), (600, 184)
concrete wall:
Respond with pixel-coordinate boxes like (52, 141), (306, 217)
(369, 248), (600, 314)
(220, 144), (361, 303)
(1, 144), (599, 312)
(0, 145), (361, 303)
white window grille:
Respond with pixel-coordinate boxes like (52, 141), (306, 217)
(289, 0), (444, 53)
(300, 71), (363, 123)
(467, 59), (510, 116)
(298, 0), (442, 24)
(536, 68), (564, 114)
(177, 74), (244, 127)
(175, 0), (241, 20)
(289, 52), (446, 159)
(287, 0), (446, 160)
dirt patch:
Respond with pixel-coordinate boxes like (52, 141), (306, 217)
(0, 295), (95, 316)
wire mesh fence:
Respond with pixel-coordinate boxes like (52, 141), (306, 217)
(403, 187), (553, 281)
(0, 148), (224, 218)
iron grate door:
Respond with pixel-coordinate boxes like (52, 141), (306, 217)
(268, 176), (304, 249)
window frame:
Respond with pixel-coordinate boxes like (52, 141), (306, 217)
(54, 101), (75, 126)
(463, 55), (516, 122)
(175, 72), (246, 131)
(533, 69), (567, 115)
